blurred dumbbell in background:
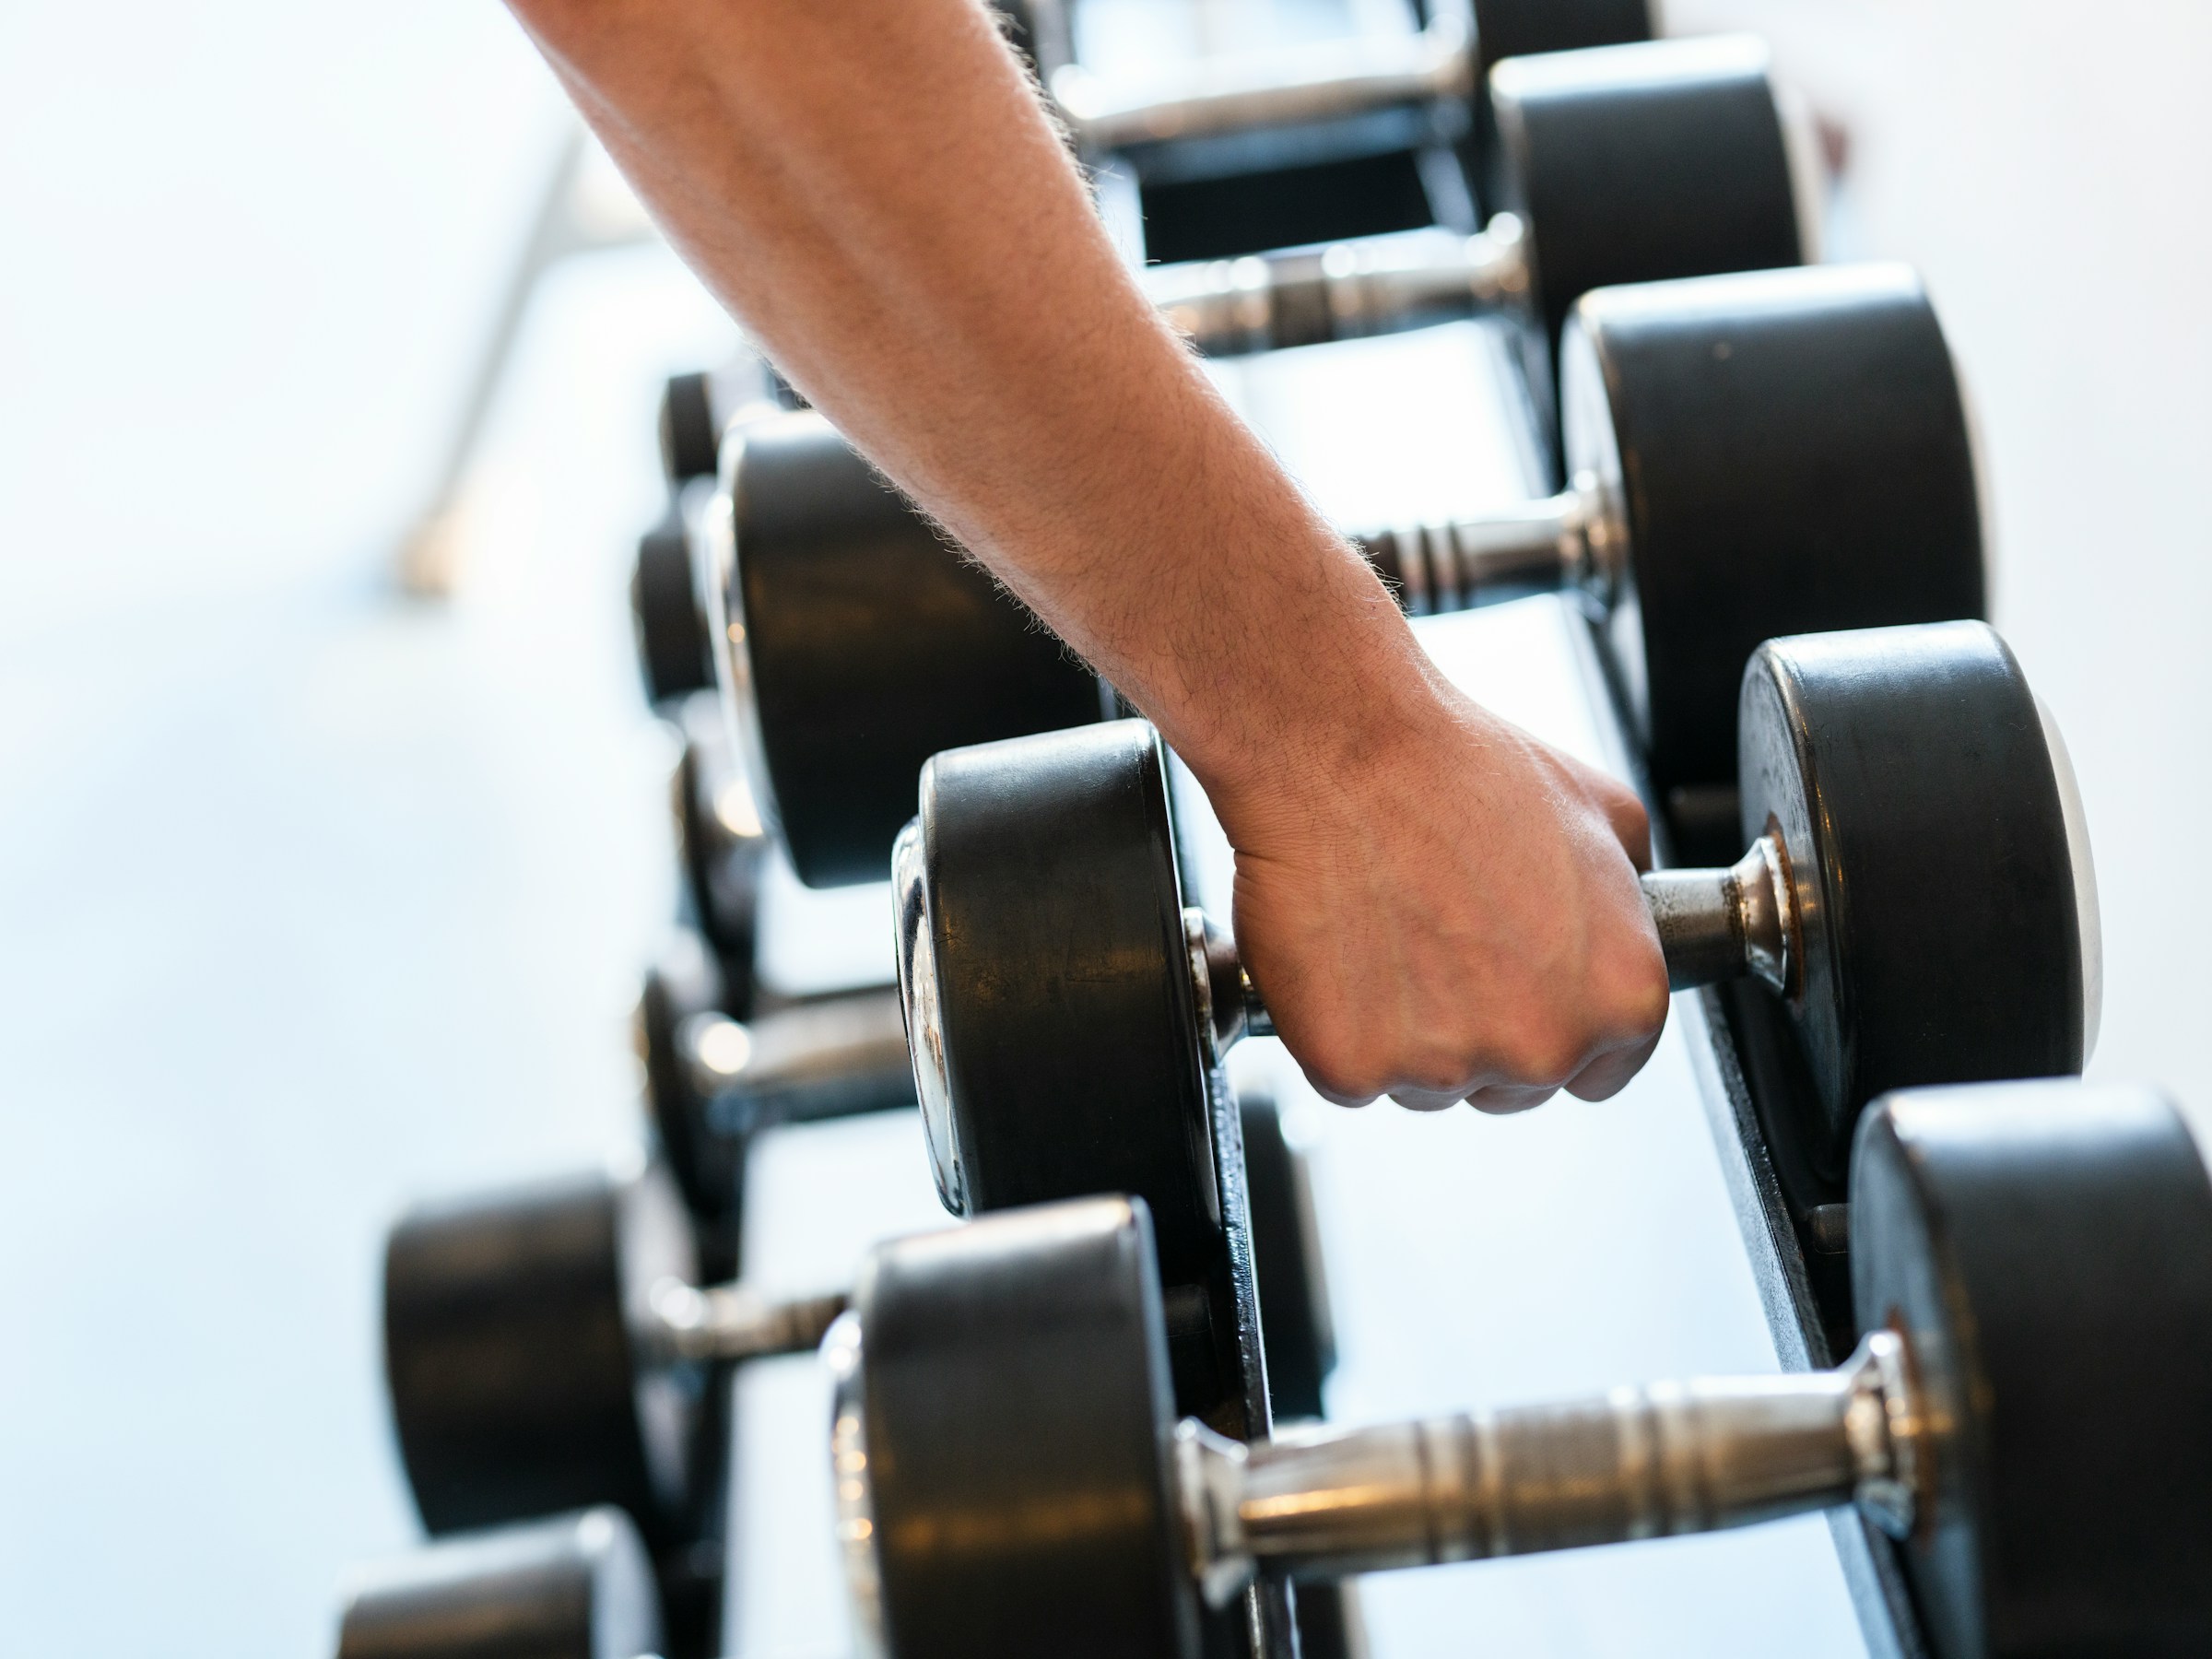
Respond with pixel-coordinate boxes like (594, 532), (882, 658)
(337, 1508), (664, 1659)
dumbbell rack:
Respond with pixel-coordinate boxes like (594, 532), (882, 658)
(714, 315), (1926, 1657)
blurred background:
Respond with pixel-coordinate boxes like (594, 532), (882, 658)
(1, 2), (2206, 1653)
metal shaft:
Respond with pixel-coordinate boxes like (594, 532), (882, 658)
(1144, 217), (1528, 359)
(641, 1278), (850, 1367)
(1351, 479), (1583, 618)
(1179, 1334), (1917, 1603)
(681, 987), (916, 1133)
(1050, 18), (1475, 151)
(1641, 836), (1793, 994)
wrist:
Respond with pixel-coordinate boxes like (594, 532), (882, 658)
(1162, 557), (1453, 854)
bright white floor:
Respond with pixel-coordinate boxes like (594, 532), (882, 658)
(1, 3), (2206, 1653)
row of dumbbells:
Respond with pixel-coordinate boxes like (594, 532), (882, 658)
(335, 5), (2210, 1656)
(343, 1065), (2212, 1659)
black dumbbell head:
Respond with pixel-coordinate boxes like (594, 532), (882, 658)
(1741, 621), (2086, 1185)
(723, 412), (1102, 888)
(845, 1196), (1194, 1659)
(669, 694), (764, 971)
(337, 1508), (662, 1659)
(1493, 34), (1804, 356)
(899, 720), (1221, 1288)
(659, 372), (722, 488)
(1853, 1081), (2212, 1658)
(384, 1165), (709, 1546)
(636, 929), (742, 1276)
(631, 491), (718, 709)
(1471, 0), (1653, 114)
(1564, 262), (1985, 796)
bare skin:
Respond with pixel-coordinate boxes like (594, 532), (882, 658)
(505, 0), (1669, 1110)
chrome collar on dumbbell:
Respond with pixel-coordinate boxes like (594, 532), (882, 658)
(1143, 214), (1530, 359)
(1175, 1326), (1920, 1606)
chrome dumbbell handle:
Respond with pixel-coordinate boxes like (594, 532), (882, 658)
(641, 1278), (851, 1367)
(1142, 216), (1528, 359)
(1049, 14), (1476, 151)
(1347, 464), (1630, 619)
(1188, 833), (1797, 1065)
(1177, 1331), (1919, 1604)
(680, 987), (915, 1130)
(1641, 835), (1793, 994)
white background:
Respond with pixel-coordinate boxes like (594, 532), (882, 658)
(1, 2), (2206, 1653)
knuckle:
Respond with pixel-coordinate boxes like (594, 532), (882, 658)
(1496, 1024), (1585, 1090)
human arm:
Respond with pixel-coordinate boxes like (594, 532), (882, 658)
(503, 0), (1669, 1108)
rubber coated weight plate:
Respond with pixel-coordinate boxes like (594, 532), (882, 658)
(1493, 35), (1801, 356)
(337, 1508), (663, 1659)
(1740, 622), (2082, 1185)
(384, 1167), (708, 1545)
(1563, 264), (1984, 795)
(671, 693), (763, 972)
(637, 928), (743, 1280)
(1465, 0), (1651, 213)
(632, 493), (716, 706)
(854, 1197), (1194, 1659)
(1853, 1082), (2212, 1658)
(659, 372), (721, 488)
(1240, 1094), (1335, 1423)
(903, 720), (1220, 1287)
(1471, 0), (1651, 104)
(730, 412), (1102, 888)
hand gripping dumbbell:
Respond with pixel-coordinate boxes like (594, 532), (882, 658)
(336, 1508), (665, 1659)
(895, 620), (2095, 1272)
(827, 1079), (2212, 1659)
(1137, 34), (1811, 367)
(713, 260), (1982, 888)
(382, 1162), (846, 1551)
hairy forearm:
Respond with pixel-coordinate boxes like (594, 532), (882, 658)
(505, 0), (1437, 813)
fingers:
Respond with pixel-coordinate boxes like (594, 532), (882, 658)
(1563, 1024), (1665, 1103)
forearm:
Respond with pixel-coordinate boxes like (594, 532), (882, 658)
(505, 0), (1437, 812)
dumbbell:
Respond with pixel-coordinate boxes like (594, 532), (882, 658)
(1030, 0), (1650, 185)
(382, 1162), (846, 1548)
(635, 913), (1334, 1418)
(659, 692), (764, 983)
(1137, 33), (1810, 365)
(830, 1079), (2212, 1659)
(335, 1508), (664, 1659)
(716, 260), (1982, 888)
(381, 1143), (1333, 1570)
(633, 357), (806, 710)
(641, 943), (917, 1281)
(895, 620), (2095, 1268)
(633, 486), (719, 710)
